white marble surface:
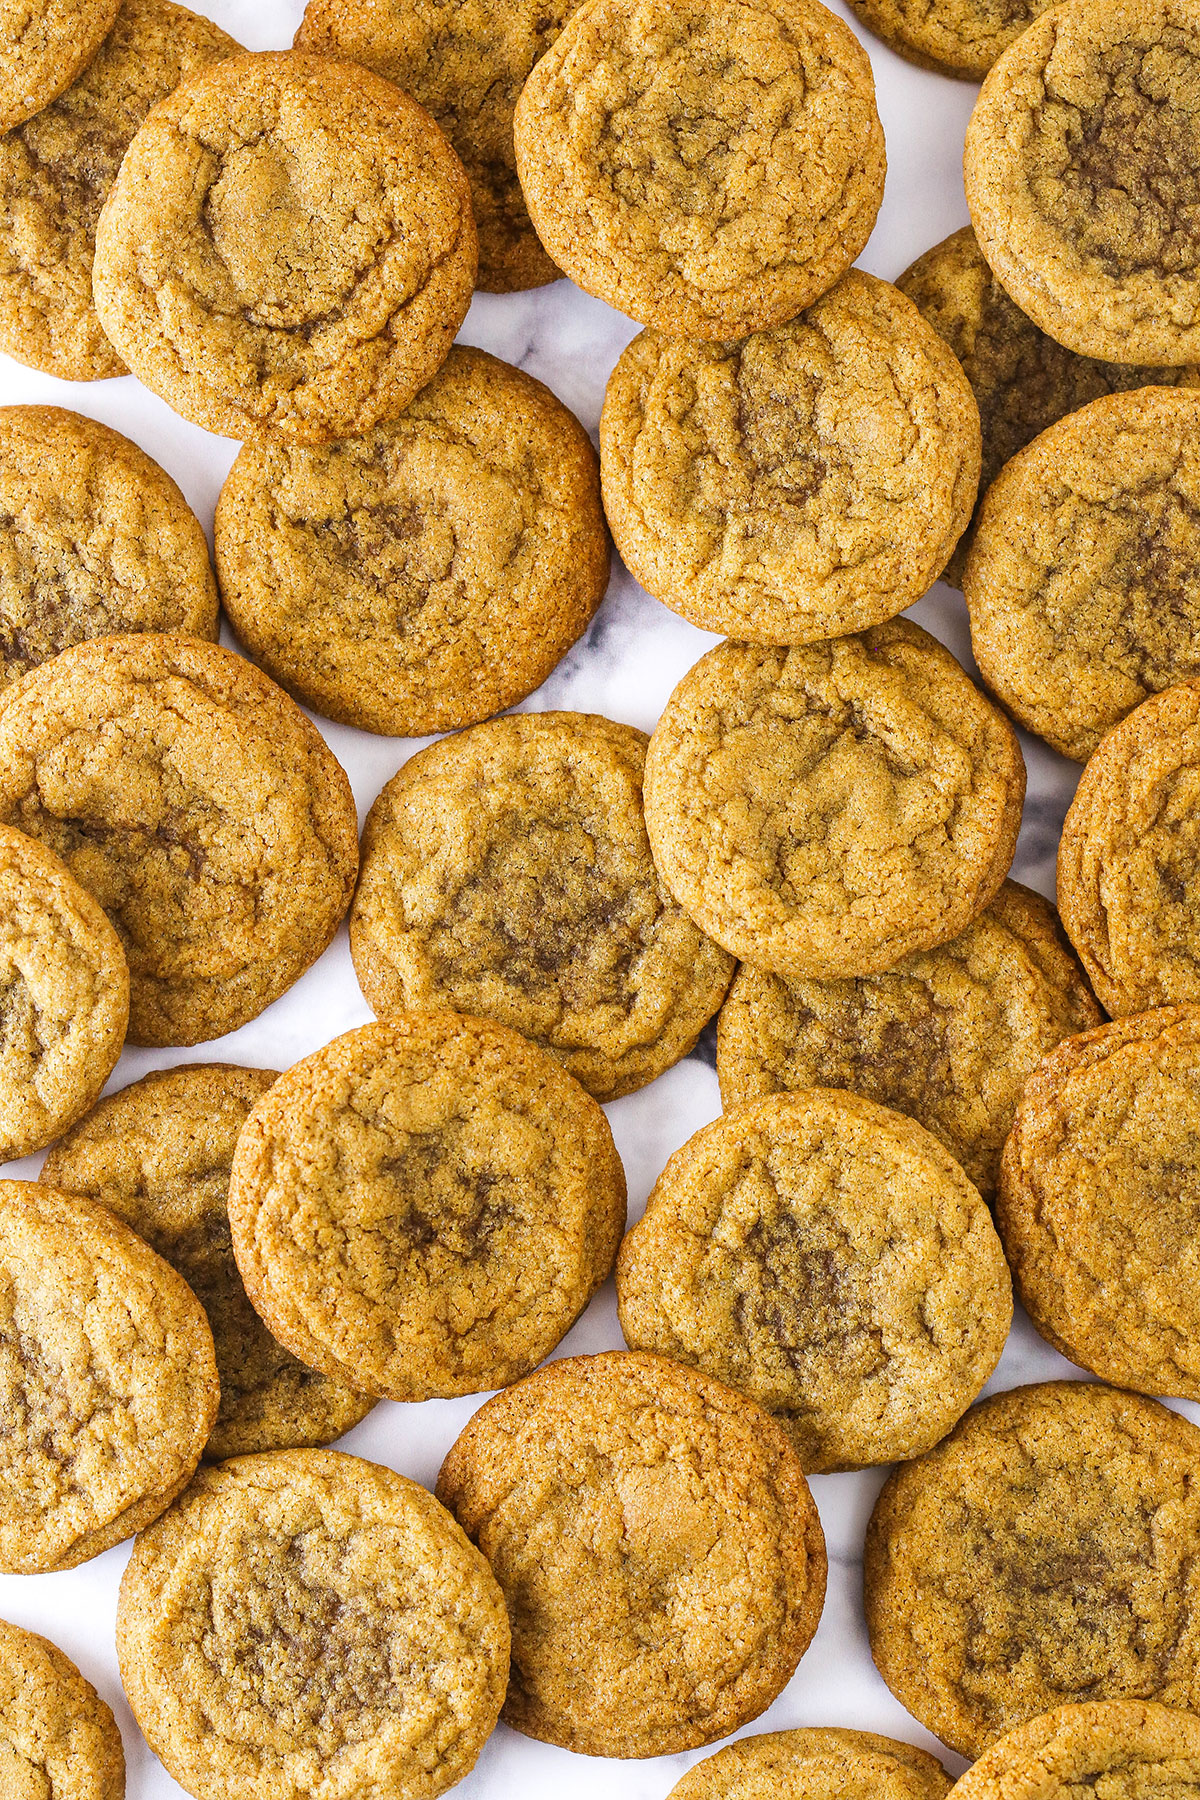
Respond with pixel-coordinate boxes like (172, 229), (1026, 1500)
(0, 3), (1188, 1796)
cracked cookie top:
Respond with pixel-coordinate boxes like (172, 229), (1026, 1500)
(846, 0), (1053, 80)
(666, 1726), (951, 1800)
(948, 1700), (1200, 1800)
(0, 0), (119, 132)
(0, 1618), (124, 1800)
(513, 0), (885, 339)
(92, 50), (477, 441)
(965, 0), (1200, 366)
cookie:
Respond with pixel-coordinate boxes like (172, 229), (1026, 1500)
(643, 622), (1026, 979)
(0, 1618), (124, 1800)
(964, 0), (1200, 367)
(0, 1179), (218, 1574)
(948, 1700), (1200, 1800)
(349, 715), (735, 1102)
(41, 1065), (375, 1461)
(666, 1727), (951, 1800)
(93, 50), (477, 442)
(227, 1016), (627, 1401)
(717, 882), (1102, 1201)
(0, 0), (238, 382)
(617, 1090), (1012, 1472)
(116, 1449), (509, 1800)
(0, 0), (119, 132)
(294, 0), (580, 292)
(845, 0), (1054, 80)
(0, 634), (359, 1048)
(599, 271), (981, 643)
(512, 0), (885, 339)
(436, 1349), (826, 1756)
(865, 1380), (1200, 1757)
(215, 349), (609, 738)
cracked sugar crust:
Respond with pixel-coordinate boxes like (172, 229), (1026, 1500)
(845, 0), (1053, 80)
(349, 714), (734, 1102)
(216, 349), (610, 738)
(92, 51), (477, 443)
(0, 1619), (125, 1800)
(294, 0), (582, 292)
(599, 271), (981, 644)
(643, 621), (1026, 980)
(227, 1016), (627, 1402)
(617, 1090), (1011, 1474)
(0, 1180), (218, 1575)
(717, 882), (1101, 1201)
(436, 1350), (826, 1757)
(948, 1700), (1200, 1800)
(512, 0), (885, 340)
(666, 1726), (951, 1800)
(0, 0), (239, 383)
(0, 634), (359, 1049)
(998, 1007), (1200, 1400)
(865, 1381), (1200, 1759)
(965, 0), (1200, 367)
(42, 1065), (374, 1462)
(0, 0), (120, 133)
(116, 1450), (510, 1800)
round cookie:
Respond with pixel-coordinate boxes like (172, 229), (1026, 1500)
(116, 1449), (510, 1800)
(948, 1700), (1200, 1800)
(349, 715), (735, 1102)
(643, 621), (1026, 979)
(599, 271), (981, 643)
(0, 0), (239, 383)
(227, 1016), (627, 1401)
(0, 0), (119, 132)
(617, 1090), (1012, 1472)
(216, 350), (610, 738)
(0, 634), (359, 1048)
(436, 1349), (826, 1756)
(41, 1065), (375, 1461)
(512, 0), (886, 340)
(845, 0), (1054, 81)
(964, 0), (1200, 367)
(666, 1727), (951, 1800)
(93, 50), (477, 443)
(294, 0), (581, 292)
(0, 1179), (218, 1574)
(717, 882), (1102, 1201)
(865, 1380), (1200, 1757)
(0, 1618), (124, 1800)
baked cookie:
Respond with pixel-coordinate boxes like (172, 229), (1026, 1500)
(0, 1618), (124, 1800)
(294, 0), (581, 292)
(865, 1380), (1200, 1757)
(436, 1350), (826, 1756)
(42, 1065), (375, 1461)
(117, 1449), (509, 1800)
(617, 1090), (1012, 1472)
(228, 1016), (627, 1401)
(600, 271), (980, 643)
(0, 1179), (218, 1574)
(93, 50), (476, 442)
(0, 0), (238, 382)
(0, 634), (359, 1048)
(666, 1727), (950, 1800)
(513, 0), (885, 339)
(965, 0), (1200, 367)
(845, 0), (1054, 80)
(948, 1701), (1200, 1800)
(216, 350), (609, 737)
(644, 622), (1025, 979)
(0, 0), (119, 132)
(349, 715), (734, 1101)
(717, 882), (1101, 1201)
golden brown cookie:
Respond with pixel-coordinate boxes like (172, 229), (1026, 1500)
(0, 1179), (218, 1574)
(436, 1349), (826, 1757)
(117, 1449), (509, 1800)
(965, 0), (1200, 367)
(599, 271), (981, 643)
(513, 0), (885, 339)
(0, 0), (120, 132)
(644, 622), (1025, 979)
(349, 715), (734, 1102)
(0, 634), (359, 1049)
(617, 1090), (1012, 1472)
(948, 1700), (1200, 1800)
(845, 0), (1053, 80)
(0, 1618), (124, 1800)
(865, 1380), (1200, 1757)
(41, 1065), (374, 1461)
(666, 1727), (951, 1800)
(215, 349), (609, 737)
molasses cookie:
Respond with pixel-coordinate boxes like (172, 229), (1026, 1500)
(644, 622), (1025, 979)
(216, 350), (609, 738)
(349, 715), (734, 1101)
(667, 1727), (950, 1800)
(513, 0), (885, 339)
(948, 1701), (1200, 1800)
(436, 1350), (826, 1756)
(0, 1618), (124, 1800)
(0, 0), (119, 132)
(93, 50), (476, 442)
(600, 271), (980, 643)
(846, 0), (1053, 81)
